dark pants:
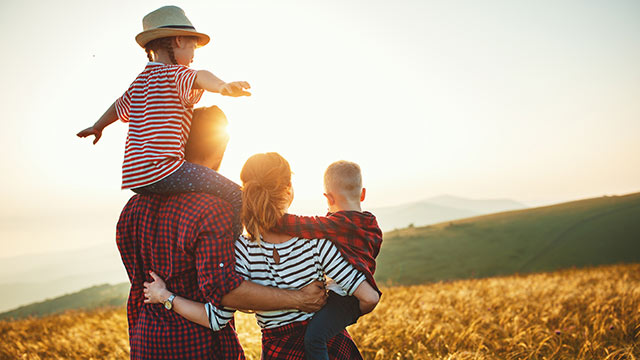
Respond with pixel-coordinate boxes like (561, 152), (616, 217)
(304, 291), (361, 360)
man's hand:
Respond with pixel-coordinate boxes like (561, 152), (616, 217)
(76, 126), (103, 145)
(143, 271), (172, 304)
(294, 280), (327, 313)
(220, 81), (251, 97)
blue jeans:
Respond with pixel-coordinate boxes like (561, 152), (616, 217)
(304, 291), (361, 360)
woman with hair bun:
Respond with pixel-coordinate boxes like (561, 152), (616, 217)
(144, 152), (377, 359)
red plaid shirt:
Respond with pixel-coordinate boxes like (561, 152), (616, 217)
(261, 320), (362, 359)
(274, 211), (383, 294)
(117, 193), (245, 360)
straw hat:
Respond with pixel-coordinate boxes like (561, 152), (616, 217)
(135, 6), (210, 48)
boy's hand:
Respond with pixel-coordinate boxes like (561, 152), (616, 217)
(143, 271), (172, 304)
(76, 126), (103, 145)
(220, 81), (251, 97)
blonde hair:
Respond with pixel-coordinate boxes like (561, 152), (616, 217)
(324, 160), (362, 201)
(145, 37), (177, 64)
(240, 153), (292, 242)
(144, 36), (198, 64)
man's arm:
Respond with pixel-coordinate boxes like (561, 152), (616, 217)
(144, 273), (326, 329)
(221, 279), (326, 312)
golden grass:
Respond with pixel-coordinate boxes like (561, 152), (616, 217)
(2, 263), (639, 359)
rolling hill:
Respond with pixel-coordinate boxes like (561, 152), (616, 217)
(375, 192), (640, 285)
(0, 283), (129, 320)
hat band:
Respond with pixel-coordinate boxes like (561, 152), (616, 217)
(158, 25), (197, 30)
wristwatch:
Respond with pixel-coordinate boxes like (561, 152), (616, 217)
(163, 294), (176, 310)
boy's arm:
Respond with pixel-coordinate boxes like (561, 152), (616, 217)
(76, 102), (118, 144)
(275, 214), (345, 240)
(193, 71), (251, 97)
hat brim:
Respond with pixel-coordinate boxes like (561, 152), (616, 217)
(136, 28), (210, 48)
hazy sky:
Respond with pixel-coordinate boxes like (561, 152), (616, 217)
(1, 0), (639, 257)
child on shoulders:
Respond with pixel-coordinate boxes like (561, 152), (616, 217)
(77, 6), (250, 236)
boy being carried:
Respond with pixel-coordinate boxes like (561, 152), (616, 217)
(142, 160), (382, 359)
(275, 160), (383, 360)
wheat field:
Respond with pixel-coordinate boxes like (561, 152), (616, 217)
(2, 263), (639, 359)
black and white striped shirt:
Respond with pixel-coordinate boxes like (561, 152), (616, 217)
(205, 235), (366, 330)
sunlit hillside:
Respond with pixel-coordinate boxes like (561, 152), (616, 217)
(2, 263), (638, 359)
(377, 192), (640, 285)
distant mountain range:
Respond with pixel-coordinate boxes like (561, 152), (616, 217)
(372, 195), (527, 231)
(0, 242), (127, 313)
(3, 192), (638, 320)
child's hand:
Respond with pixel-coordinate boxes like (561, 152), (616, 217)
(220, 81), (251, 97)
(76, 126), (103, 145)
(143, 271), (172, 304)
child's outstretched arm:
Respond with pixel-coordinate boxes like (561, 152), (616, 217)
(76, 102), (118, 144)
(193, 70), (251, 97)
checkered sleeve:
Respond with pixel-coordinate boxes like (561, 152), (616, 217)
(275, 213), (343, 239)
(195, 204), (244, 307)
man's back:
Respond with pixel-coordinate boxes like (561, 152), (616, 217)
(117, 193), (244, 360)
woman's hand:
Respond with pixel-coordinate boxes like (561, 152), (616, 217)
(220, 81), (251, 97)
(76, 126), (103, 144)
(143, 271), (172, 304)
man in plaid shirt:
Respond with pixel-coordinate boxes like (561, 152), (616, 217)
(117, 107), (326, 360)
(273, 160), (383, 360)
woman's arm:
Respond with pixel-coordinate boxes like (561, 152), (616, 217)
(318, 240), (379, 315)
(352, 280), (380, 315)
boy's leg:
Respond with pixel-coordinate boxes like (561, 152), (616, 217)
(134, 162), (243, 236)
(304, 291), (361, 360)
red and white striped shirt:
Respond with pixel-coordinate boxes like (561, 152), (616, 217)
(115, 62), (204, 190)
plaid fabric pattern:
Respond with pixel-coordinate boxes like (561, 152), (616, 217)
(261, 320), (363, 360)
(117, 193), (245, 360)
(274, 211), (383, 293)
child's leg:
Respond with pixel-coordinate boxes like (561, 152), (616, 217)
(304, 291), (361, 360)
(134, 162), (242, 236)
